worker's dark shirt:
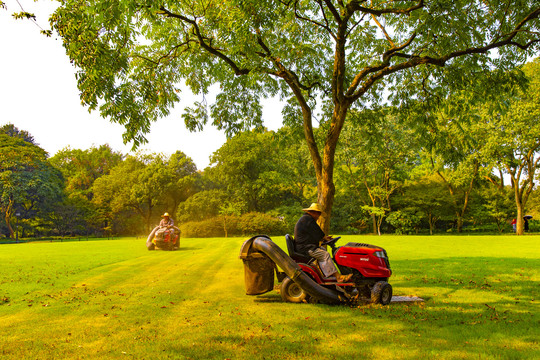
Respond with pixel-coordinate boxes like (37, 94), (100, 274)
(294, 213), (325, 256)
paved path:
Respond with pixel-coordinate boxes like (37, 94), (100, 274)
(391, 296), (425, 303)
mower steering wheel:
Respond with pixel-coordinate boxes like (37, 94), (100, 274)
(322, 236), (341, 247)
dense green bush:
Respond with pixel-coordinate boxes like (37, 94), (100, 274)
(179, 219), (225, 238)
(266, 205), (301, 232)
(176, 189), (228, 223)
(179, 212), (287, 238)
(236, 212), (288, 236)
(386, 210), (422, 235)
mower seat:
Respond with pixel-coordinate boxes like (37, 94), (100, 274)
(285, 234), (312, 263)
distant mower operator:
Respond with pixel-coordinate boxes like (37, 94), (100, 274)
(146, 212), (180, 251)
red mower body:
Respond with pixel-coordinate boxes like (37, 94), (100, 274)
(297, 263), (324, 283)
(152, 229), (179, 250)
(281, 235), (393, 304)
(334, 243), (392, 279)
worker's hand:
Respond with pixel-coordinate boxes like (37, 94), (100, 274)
(323, 235), (333, 241)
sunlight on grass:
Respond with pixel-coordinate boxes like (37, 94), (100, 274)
(0, 235), (538, 359)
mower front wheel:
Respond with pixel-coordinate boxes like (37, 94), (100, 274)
(280, 277), (308, 303)
(371, 281), (392, 305)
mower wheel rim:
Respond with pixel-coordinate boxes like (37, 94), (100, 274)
(381, 286), (391, 303)
(288, 283), (304, 299)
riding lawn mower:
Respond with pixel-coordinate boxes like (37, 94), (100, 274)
(146, 226), (180, 251)
(240, 235), (393, 305)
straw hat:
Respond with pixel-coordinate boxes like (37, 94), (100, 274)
(161, 212), (170, 218)
(302, 203), (324, 213)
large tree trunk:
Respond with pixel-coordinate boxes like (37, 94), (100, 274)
(456, 216), (463, 233)
(509, 162), (535, 236)
(316, 106), (348, 234)
(290, 19), (350, 235)
(296, 94), (348, 234)
(134, 202), (154, 234)
(223, 216), (228, 238)
(435, 162), (477, 233)
(513, 177), (525, 235)
(146, 203), (153, 233)
(5, 214), (14, 239)
(457, 165), (477, 232)
(2, 199), (15, 238)
(317, 170), (336, 235)
(515, 207), (524, 235)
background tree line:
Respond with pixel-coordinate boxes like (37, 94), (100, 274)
(1, 59), (539, 239)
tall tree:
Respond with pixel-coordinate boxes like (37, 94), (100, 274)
(336, 110), (416, 234)
(92, 154), (162, 232)
(418, 115), (485, 233)
(176, 189), (229, 223)
(1, 123), (36, 145)
(50, 144), (124, 200)
(396, 61), (528, 232)
(0, 132), (63, 238)
(91, 152), (194, 232)
(475, 181), (514, 233)
(208, 130), (283, 213)
(49, 145), (124, 235)
(481, 59), (540, 235)
(161, 151), (198, 216)
(398, 174), (454, 235)
(51, 1), (540, 232)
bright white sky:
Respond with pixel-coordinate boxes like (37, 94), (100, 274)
(0, 0), (283, 169)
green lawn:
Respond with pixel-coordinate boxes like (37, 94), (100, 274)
(0, 235), (538, 359)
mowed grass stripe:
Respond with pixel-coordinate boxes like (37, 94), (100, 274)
(0, 235), (538, 359)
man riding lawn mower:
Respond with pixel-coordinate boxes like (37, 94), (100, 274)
(240, 203), (393, 305)
(146, 212), (180, 250)
(294, 203), (353, 283)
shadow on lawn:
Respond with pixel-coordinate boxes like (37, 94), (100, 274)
(240, 255), (539, 306)
(249, 259), (537, 357)
(223, 256), (539, 358)
(250, 256), (538, 306)
(253, 294), (282, 303)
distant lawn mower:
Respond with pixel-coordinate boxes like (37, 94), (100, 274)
(240, 235), (392, 305)
(146, 226), (180, 251)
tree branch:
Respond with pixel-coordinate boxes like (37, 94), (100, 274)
(322, 0), (342, 24)
(383, 32), (417, 61)
(254, 33), (322, 178)
(347, 7), (540, 101)
(345, 13), (369, 37)
(345, 32), (416, 98)
(134, 41), (194, 66)
(348, 0), (424, 16)
(255, 33), (319, 93)
(371, 14), (395, 47)
(292, 0), (336, 40)
(157, 7), (250, 76)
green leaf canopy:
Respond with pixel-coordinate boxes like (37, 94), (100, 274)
(51, 0), (540, 146)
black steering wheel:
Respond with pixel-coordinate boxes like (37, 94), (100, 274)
(322, 236), (341, 247)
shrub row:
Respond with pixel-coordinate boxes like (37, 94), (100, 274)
(179, 212), (288, 238)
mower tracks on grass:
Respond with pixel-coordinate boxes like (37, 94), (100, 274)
(2, 236), (539, 360)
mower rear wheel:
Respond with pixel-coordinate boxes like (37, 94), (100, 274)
(280, 277), (307, 303)
(371, 281), (392, 305)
